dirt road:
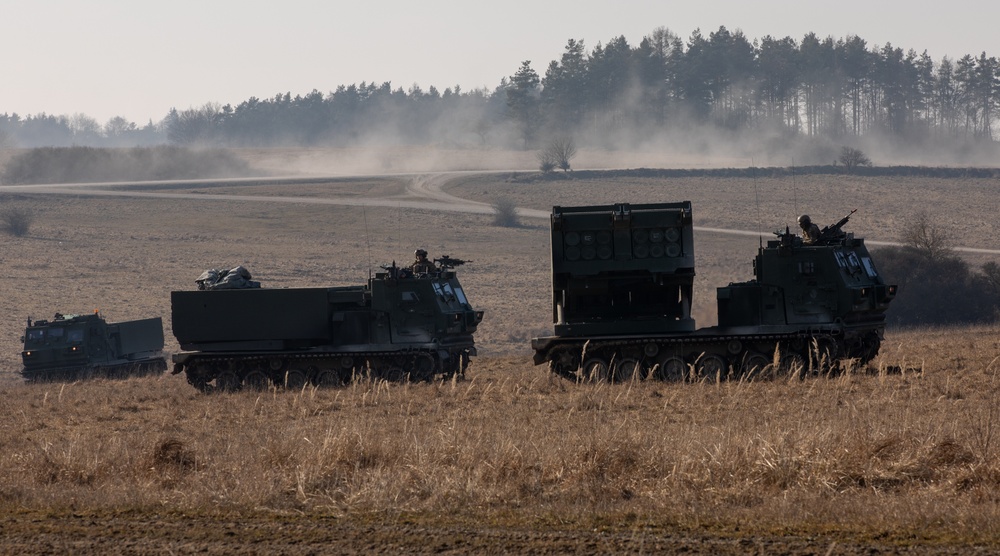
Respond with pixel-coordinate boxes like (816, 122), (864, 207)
(2, 172), (998, 255)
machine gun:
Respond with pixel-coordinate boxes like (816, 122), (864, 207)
(819, 208), (857, 242)
(380, 261), (414, 279)
(434, 255), (470, 269)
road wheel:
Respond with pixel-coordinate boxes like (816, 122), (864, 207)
(411, 352), (438, 380)
(314, 369), (343, 388)
(380, 358), (407, 381)
(779, 352), (807, 378)
(653, 355), (687, 382)
(581, 357), (610, 383)
(242, 370), (271, 390)
(610, 358), (643, 383)
(284, 368), (309, 389)
(740, 352), (772, 380)
(696, 353), (727, 382)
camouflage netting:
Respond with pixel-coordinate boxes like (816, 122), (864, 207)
(196, 266), (261, 290)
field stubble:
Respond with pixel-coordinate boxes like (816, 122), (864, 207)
(0, 170), (999, 551)
(1, 328), (1000, 551)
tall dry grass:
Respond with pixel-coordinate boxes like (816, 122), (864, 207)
(2, 326), (999, 542)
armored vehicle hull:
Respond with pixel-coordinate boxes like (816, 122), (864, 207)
(21, 313), (166, 382)
(531, 202), (896, 381)
(170, 267), (483, 392)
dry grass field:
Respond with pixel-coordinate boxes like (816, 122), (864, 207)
(1, 158), (999, 553)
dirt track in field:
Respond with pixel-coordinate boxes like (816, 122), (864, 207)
(3, 173), (998, 255)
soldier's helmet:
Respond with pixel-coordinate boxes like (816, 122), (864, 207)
(797, 215), (812, 226)
(415, 248), (428, 258)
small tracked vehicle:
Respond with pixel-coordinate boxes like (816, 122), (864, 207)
(531, 202), (896, 381)
(21, 312), (166, 382)
(170, 258), (483, 392)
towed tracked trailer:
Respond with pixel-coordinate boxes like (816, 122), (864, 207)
(170, 258), (483, 392)
(531, 202), (897, 381)
(21, 312), (166, 382)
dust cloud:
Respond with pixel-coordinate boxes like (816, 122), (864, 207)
(222, 91), (1000, 177)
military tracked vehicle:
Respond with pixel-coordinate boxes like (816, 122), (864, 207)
(170, 258), (483, 392)
(21, 312), (166, 382)
(531, 202), (897, 381)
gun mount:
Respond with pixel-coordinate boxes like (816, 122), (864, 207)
(818, 208), (858, 244)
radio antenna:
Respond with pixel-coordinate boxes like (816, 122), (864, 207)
(398, 202), (404, 258)
(752, 158), (762, 249)
(363, 205), (372, 280)
(790, 156), (798, 218)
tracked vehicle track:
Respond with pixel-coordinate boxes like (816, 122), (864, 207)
(21, 358), (168, 382)
(538, 330), (880, 383)
(174, 347), (471, 392)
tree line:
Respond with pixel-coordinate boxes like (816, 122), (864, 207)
(2, 26), (999, 154)
(0, 113), (163, 148)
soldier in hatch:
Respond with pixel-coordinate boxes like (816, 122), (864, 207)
(798, 215), (821, 245)
(410, 249), (436, 274)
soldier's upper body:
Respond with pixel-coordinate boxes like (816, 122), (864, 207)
(410, 249), (435, 274)
(798, 215), (822, 245)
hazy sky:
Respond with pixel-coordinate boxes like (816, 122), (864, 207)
(4, 0), (998, 125)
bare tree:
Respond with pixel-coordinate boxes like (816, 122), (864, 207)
(536, 151), (556, 173)
(69, 113), (101, 134)
(900, 210), (951, 259)
(166, 103), (222, 145)
(541, 137), (578, 172)
(838, 146), (871, 172)
(104, 116), (137, 138)
(491, 197), (519, 227)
